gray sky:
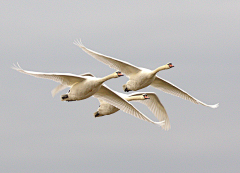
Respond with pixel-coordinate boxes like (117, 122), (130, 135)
(1, 1), (239, 172)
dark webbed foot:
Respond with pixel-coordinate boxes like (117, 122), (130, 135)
(124, 87), (131, 92)
(61, 94), (68, 100)
(123, 84), (131, 92)
(94, 111), (100, 118)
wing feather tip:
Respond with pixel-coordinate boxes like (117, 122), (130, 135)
(162, 124), (171, 131)
(209, 103), (219, 109)
(51, 90), (55, 98)
(11, 63), (22, 71)
(73, 38), (84, 48)
(154, 120), (166, 127)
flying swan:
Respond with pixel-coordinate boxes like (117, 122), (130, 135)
(73, 39), (219, 109)
(12, 63), (124, 101)
(94, 90), (171, 131)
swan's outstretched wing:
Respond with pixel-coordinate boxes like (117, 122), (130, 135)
(51, 72), (95, 97)
(12, 63), (87, 86)
(96, 99), (107, 105)
(74, 39), (141, 77)
(79, 72), (95, 77)
(93, 84), (165, 126)
(128, 92), (170, 131)
(151, 76), (219, 108)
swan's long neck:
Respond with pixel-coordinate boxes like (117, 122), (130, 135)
(125, 95), (144, 101)
(151, 65), (168, 76)
(98, 73), (116, 84)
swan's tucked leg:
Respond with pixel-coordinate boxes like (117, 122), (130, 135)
(94, 111), (100, 117)
(125, 88), (131, 92)
(61, 93), (78, 102)
(94, 111), (105, 118)
(123, 84), (132, 92)
(61, 94), (68, 100)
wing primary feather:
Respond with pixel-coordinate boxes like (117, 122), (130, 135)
(74, 39), (142, 76)
(151, 76), (219, 109)
(12, 63), (86, 86)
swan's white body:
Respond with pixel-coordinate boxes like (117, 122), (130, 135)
(74, 40), (219, 108)
(12, 63), (123, 101)
(95, 91), (171, 131)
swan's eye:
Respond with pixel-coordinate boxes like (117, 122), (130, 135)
(168, 63), (174, 68)
(116, 71), (124, 76)
(68, 90), (70, 93)
(143, 94), (150, 99)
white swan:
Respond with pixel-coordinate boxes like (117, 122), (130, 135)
(12, 63), (124, 101)
(73, 39), (219, 108)
(92, 84), (166, 127)
(94, 91), (171, 131)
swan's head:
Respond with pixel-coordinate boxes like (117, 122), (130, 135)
(127, 93), (150, 101)
(114, 71), (124, 78)
(167, 63), (174, 69)
(142, 94), (150, 100)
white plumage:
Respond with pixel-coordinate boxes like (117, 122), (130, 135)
(12, 63), (123, 102)
(93, 84), (165, 126)
(95, 90), (171, 131)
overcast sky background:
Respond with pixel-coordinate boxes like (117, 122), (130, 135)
(1, 1), (239, 172)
